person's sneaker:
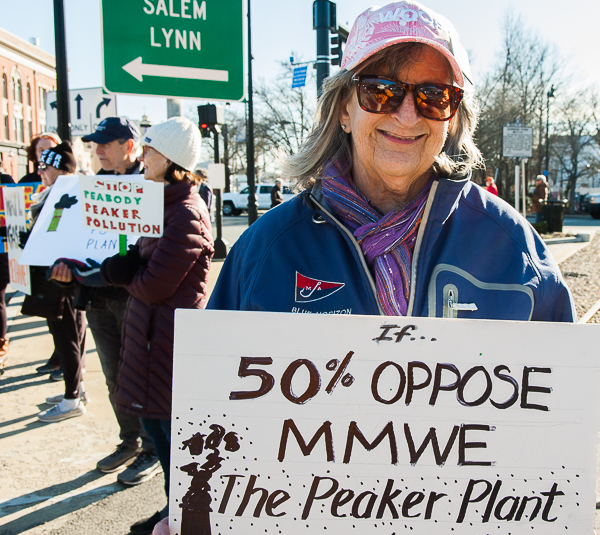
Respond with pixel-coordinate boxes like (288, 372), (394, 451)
(129, 511), (162, 534)
(118, 451), (162, 486)
(46, 391), (91, 405)
(50, 369), (64, 381)
(36, 361), (60, 374)
(38, 402), (86, 423)
(96, 443), (141, 473)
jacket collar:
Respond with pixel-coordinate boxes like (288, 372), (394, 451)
(164, 180), (196, 206)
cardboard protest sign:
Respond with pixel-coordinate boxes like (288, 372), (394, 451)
(2, 187), (31, 294)
(19, 175), (138, 266)
(78, 175), (164, 237)
(171, 311), (600, 535)
(0, 183), (45, 254)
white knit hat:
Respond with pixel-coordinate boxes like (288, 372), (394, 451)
(142, 117), (201, 172)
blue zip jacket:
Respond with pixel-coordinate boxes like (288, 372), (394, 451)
(208, 177), (575, 322)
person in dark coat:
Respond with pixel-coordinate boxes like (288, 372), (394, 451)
(270, 178), (283, 208)
(100, 117), (213, 534)
(27, 142), (88, 423)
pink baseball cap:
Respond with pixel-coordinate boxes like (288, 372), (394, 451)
(341, 1), (472, 88)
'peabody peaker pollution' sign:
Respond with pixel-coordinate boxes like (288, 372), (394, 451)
(79, 176), (164, 238)
(170, 311), (600, 535)
(101, 0), (244, 101)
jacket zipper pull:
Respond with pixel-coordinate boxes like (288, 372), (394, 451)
(447, 289), (478, 318)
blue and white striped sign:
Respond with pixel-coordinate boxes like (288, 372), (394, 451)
(292, 66), (308, 89)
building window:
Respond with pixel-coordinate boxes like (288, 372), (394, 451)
(2, 74), (7, 99)
(28, 120), (32, 141)
(13, 117), (23, 143)
(39, 87), (46, 110)
(3, 115), (8, 140)
(11, 72), (22, 103)
(26, 83), (31, 106)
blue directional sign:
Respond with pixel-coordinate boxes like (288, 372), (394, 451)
(292, 66), (308, 89)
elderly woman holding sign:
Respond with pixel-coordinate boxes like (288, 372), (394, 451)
(154, 1), (574, 533)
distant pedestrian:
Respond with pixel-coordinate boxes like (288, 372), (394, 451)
(195, 168), (213, 211)
(485, 176), (498, 196)
(270, 179), (283, 208)
(51, 117), (160, 486)
(532, 175), (549, 224)
(20, 132), (61, 183)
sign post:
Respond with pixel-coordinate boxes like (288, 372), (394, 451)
(171, 310), (600, 535)
(100, 0), (245, 101)
(503, 124), (533, 216)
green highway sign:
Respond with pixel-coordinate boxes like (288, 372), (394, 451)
(101, 0), (244, 101)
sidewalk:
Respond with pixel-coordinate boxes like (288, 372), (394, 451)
(0, 234), (598, 534)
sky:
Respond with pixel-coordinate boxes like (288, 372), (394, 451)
(1, 0), (599, 125)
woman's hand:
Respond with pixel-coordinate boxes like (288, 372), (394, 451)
(50, 262), (74, 283)
(152, 517), (169, 534)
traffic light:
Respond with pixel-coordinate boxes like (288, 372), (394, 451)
(197, 104), (224, 138)
(199, 122), (211, 138)
(330, 34), (342, 66)
(330, 25), (348, 66)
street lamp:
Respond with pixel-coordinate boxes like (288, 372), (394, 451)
(544, 85), (555, 175)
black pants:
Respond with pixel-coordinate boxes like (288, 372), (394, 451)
(46, 295), (86, 399)
(87, 297), (153, 450)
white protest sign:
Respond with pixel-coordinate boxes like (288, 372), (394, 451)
(45, 88), (117, 138)
(78, 175), (164, 237)
(171, 311), (600, 535)
(19, 175), (138, 266)
(2, 188), (31, 294)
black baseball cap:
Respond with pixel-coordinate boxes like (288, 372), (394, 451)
(82, 117), (140, 144)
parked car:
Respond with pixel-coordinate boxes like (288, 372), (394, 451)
(580, 193), (600, 219)
(222, 183), (294, 215)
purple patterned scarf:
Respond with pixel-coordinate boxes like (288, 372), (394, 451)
(321, 159), (433, 316)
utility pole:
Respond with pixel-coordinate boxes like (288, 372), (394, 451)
(246, 0), (258, 225)
(545, 85), (555, 174)
(53, 0), (71, 142)
(313, 0), (336, 95)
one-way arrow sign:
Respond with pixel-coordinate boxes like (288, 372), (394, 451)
(45, 87), (117, 137)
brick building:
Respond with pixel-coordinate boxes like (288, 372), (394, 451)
(0, 28), (56, 180)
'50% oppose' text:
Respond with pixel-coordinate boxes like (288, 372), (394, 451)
(229, 352), (553, 412)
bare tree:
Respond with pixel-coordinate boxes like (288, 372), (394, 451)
(475, 13), (561, 198)
(551, 91), (600, 208)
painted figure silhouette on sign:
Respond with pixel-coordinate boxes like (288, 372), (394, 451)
(180, 423), (241, 535)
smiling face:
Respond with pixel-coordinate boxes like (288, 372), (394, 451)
(340, 46), (453, 213)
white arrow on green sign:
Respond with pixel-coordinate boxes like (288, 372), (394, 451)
(101, 0), (244, 101)
(122, 57), (229, 83)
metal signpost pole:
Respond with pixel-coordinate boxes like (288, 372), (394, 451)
(246, 0), (258, 225)
(514, 158), (520, 212)
(222, 124), (231, 193)
(313, 0), (335, 95)
(213, 129), (227, 259)
(53, 0), (71, 142)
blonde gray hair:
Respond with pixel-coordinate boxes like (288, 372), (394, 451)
(282, 43), (483, 190)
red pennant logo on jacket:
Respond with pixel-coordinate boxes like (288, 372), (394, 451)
(295, 272), (345, 303)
